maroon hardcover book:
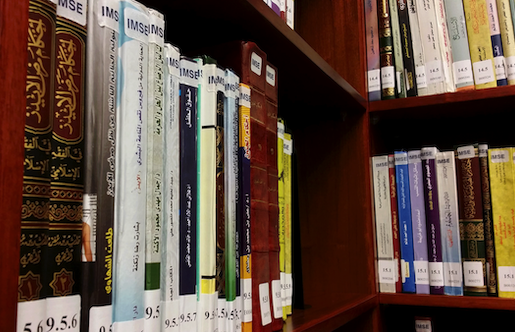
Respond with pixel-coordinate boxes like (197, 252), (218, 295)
(388, 155), (402, 293)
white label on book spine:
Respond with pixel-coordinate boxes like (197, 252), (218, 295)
(284, 138), (293, 155)
(258, 282), (272, 326)
(368, 69), (380, 92)
(426, 60), (444, 84)
(394, 153), (408, 165)
(396, 71), (402, 93)
(490, 150), (509, 163)
(400, 259), (406, 283)
(98, 0), (120, 32)
(266, 65), (276, 87)
(179, 294), (197, 332)
(463, 261), (485, 287)
(453, 60), (474, 85)
(498, 266), (515, 291)
(239, 85), (251, 108)
(505, 56), (515, 80)
(242, 278), (252, 322)
(287, 0), (294, 28)
(166, 45), (181, 78)
(378, 260), (396, 284)
(494, 56), (506, 80)
(112, 319), (144, 332)
(381, 66), (395, 89)
(124, 7), (149, 44)
(216, 68), (226, 93)
(444, 262), (463, 287)
(180, 59), (200, 87)
(415, 66), (428, 89)
(46, 295), (81, 332)
(161, 300), (180, 332)
(82, 193), (97, 261)
(457, 146), (475, 159)
(198, 293), (216, 332)
(479, 144), (488, 158)
(251, 52), (263, 76)
(285, 273), (293, 306)
(16, 299), (46, 332)
(278, 122), (285, 139)
(205, 64), (217, 93)
(415, 319), (433, 332)
(225, 71), (239, 99)
(280, 272), (286, 307)
(217, 298), (226, 332)
(414, 260), (430, 285)
(57, 0), (87, 26)
(90, 305), (113, 332)
(148, 10), (165, 46)
(429, 262), (444, 286)
(144, 289), (160, 331)
(271, 279), (283, 319)
(473, 59), (495, 85)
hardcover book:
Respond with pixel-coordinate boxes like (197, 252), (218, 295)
(365, 0), (381, 101)
(378, 0), (396, 99)
(397, 0), (417, 97)
(496, 0), (515, 84)
(434, 0), (457, 92)
(486, 0), (508, 86)
(389, 155), (403, 293)
(407, 0), (429, 95)
(283, 133), (293, 315)
(390, 0), (407, 97)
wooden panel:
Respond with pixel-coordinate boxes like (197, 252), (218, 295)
(380, 293), (515, 310)
(0, 0), (29, 329)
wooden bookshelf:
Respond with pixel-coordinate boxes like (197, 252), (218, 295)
(380, 294), (515, 311)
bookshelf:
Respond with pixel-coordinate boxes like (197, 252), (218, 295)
(3, 0), (513, 331)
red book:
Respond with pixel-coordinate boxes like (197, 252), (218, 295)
(388, 155), (402, 293)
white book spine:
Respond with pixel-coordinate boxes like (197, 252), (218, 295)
(390, 0), (406, 96)
(434, 0), (456, 92)
(287, 0), (294, 28)
(407, 0), (429, 95)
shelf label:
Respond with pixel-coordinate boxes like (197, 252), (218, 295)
(378, 260), (395, 284)
(506, 56), (515, 81)
(368, 69), (381, 92)
(463, 261), (484, 287)
(444, 262), (463, 287)
(258, 282), (272, 326)
(490, 150), (509, 163)
(429, 262), (444, 286)
(498, 266), (515, 292)
(414, 260), (429, 285)
(494, 56), (506, 80)
(381, 66), (395, 89)
(473, 59), (495, 85)
(453, 59), (473, 85)
(90, 305), (112, 332)
(415, 65), (428, 89)
(45, 295), (81, 332)
(415, 319), (433, 332)
(426, 60), (444, 84)
(271, 279), (283, 319)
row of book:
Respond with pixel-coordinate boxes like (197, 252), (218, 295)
(372, 144), (515, 297)
(18, 0), (295, 331)
(365, 0), (515, 100)
(262, 0), (294, 29)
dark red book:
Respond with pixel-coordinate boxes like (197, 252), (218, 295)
(388, 155), (402, 293)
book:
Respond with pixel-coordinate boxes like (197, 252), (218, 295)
(277, 120), (286, 316)
(390, 0), (407, 97)
(112, 1), (148, 330)
(486, 0), (508, 86)
(433, 0), (456, 92)
(372, 156), (396, 293)
(435, 151), (463, 296)
(394, 151), (416, 293)
(407, 0), (429, 95)
(17, 0), (57, 329)
(397, 0), (417, 97)
(82, 0), (120, 330)
(407, 151), (430, 294)
(365, 0), (381, 101)
(455, 145), (488, 296)
(144, 8), (165, 331)
(46, 0), (87, 325)
(286, 0), (294, 29)
(478, 144), (498, 295)
(388, 155), (403, 293)
(488, 148), (515, 298)
(496, 0), (515, 84)
(282, 133), (293, 315)
(443, 0), (475, 90)
(462, 0), (497, 89)
(421, 147), (444, 295)
(378, 0), (397, 99)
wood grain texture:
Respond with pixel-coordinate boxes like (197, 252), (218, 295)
(380, 293), (515, 310)
(0, 0), (29, 329)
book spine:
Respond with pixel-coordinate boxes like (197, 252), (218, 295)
(280, 0), (286, 21)
(82, 1), (120, 330)
(372, 156), (396, 293)
(394, 151), (416, 293)
(286, 0), (294, 29)
(463, 0), (497, 89)
(112, 1), (148, 329)
(434, 0), (456, 92)
(397, 0), (418, 97)
(378, 0), (397, 99)
(407, 0), (429, 95)
(365, 0), (381, 101)
(390, 0), (407, 97)
(225, 69), (241, 332)
(486, 0), (508, 85)
(443, 0), (475, 90)
(456, 146), (488, 296)
(407, 151), (430, 294)
(17, 0), (56, 328)
(388, 155), (403, 293)
(435, 151), (463, 296)
(46, 0), (86, 324)
(488, 148), (515, 298)
(239, 84), (252, 332)
(179, 57), (200, 328)
(283, 134), (293, 315)
(162, 43), (181, 331)
(479, 144), (498, 295)
(270, 0), (281, 15)
(421, 147), (444, 295)
(277, 121), (286, 318)
(496, 0), (515, 84)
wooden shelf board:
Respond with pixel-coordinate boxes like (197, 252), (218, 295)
(284, 294), (378, 331)
(379, 293), (515, 311)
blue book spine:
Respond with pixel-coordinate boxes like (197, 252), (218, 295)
(394, 151), (416, 293)
(407, 151), (430, 294)
(488, 0), (508, 85)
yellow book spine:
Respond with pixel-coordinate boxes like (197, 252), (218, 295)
(497, 0), (515, 84)
(463, 0), (497, 89)
(284, 133), (293, 315)
(277, 120), (286, 320)
(489, 148), (515, 298)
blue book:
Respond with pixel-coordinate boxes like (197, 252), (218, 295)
(490, 0), (508, 86)
(394, 151), (416, 293)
